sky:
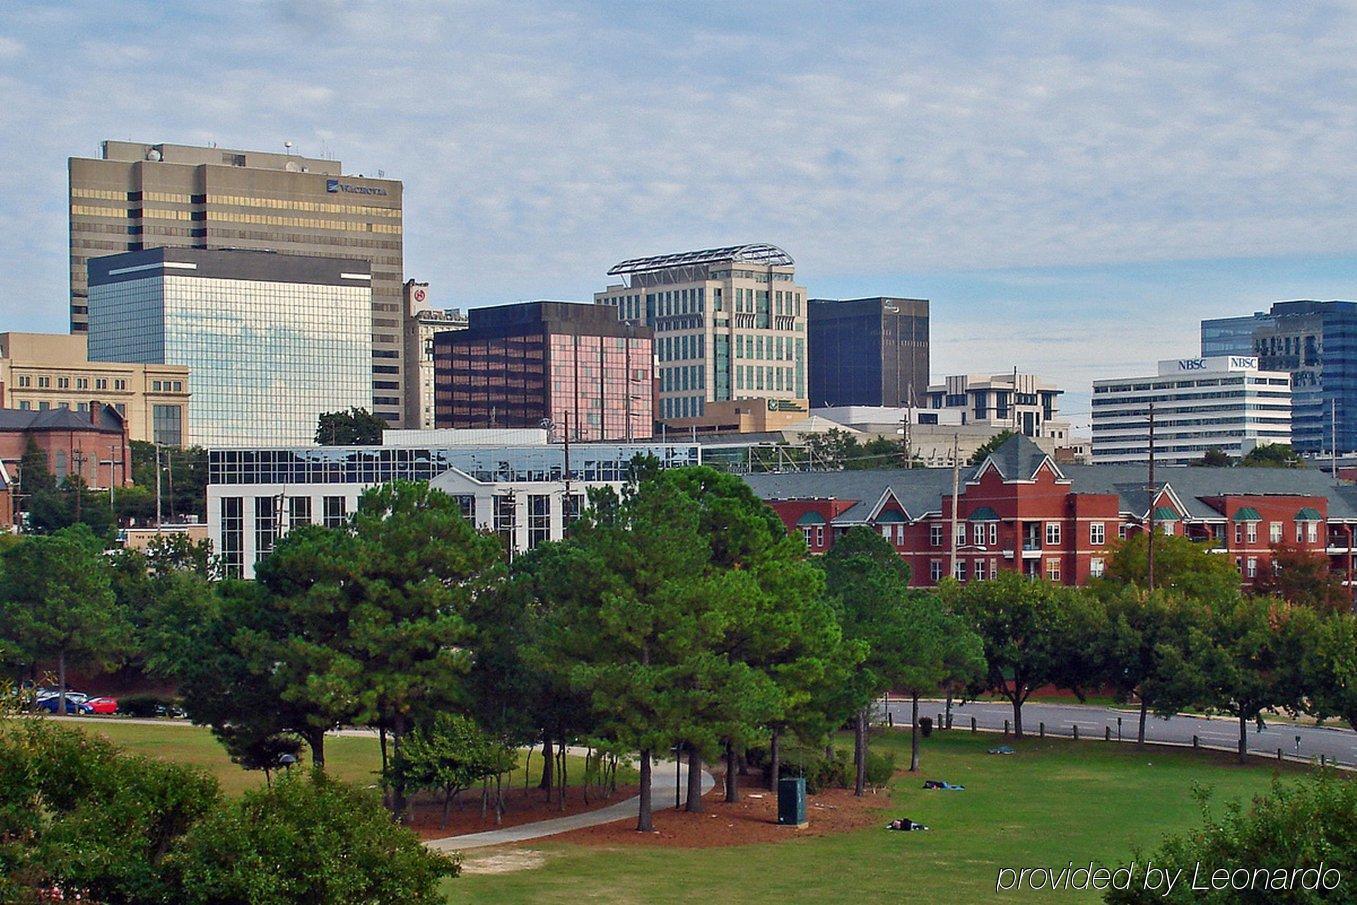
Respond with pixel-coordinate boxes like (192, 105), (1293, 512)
(5, 1), (1357, 429)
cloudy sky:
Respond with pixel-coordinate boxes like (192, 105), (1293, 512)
(5, 1), (1357, 426)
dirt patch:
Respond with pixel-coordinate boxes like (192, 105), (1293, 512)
(459, 848), (551, 875)
(548, 780), (892, 848)
(407, 784), (640, 840)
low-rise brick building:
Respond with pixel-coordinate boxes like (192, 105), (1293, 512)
(746, 434), (1357, 599)
(0, 403), (132, 489)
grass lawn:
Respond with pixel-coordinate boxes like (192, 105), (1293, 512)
(47, 718), (610, 798)
(447, 729), (1319, 904)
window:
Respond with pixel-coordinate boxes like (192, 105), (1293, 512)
(1297, 523), (1304, 543)
(1247, 522), (1257, 544)
(494, 494), (516, 549)
(57, 377), (69, 389)
(1269, 522), (1283, 544)
(930, 524), (943, 547)
(36, 377), (49, 388)
(278, 499), (308, 535)
(323, 495), (347, 528)
(1045, 522), (1060, 545)
(929, 560), (944, 583)
(152, 404), (183, 446)
(974, 559), (986, 581)
(454, 495), (476, 523)
(16, 376), (28, 387)
(955, 522), (966, 544)
(254, 497), (278, 562)
(953, 560), (966, 581)
(1046, 558), (1061, 582)
(1246, 557), (1257, 578)
(1234, 523), (1243, 545)
(220, 497), (243, 578)
(563, 494), (583, 528)
(1119, 523), (1128, 540)
(989, 523), (998, 546)
(527, 494), (551, 549)
(95, 378), (108, 390)
(973, 523), (984, 546)
(1090, 557), (1105, 578)
(894, 524), (905, 545)
(1090, 522), (1105, 546)
(801, 526), (815, 546)
(880, 525), (892, 541)
(1161, 521), (1174, 536)
(1307, 522), (1318, 544)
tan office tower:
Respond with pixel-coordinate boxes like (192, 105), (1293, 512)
(68, 141), (407, 426)
(594, 244), (807, 425)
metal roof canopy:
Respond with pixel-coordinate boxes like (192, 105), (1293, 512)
(607, 243), (794, 276)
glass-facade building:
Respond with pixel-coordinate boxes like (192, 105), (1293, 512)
(87, 247), (371, 447)
(433, 301), (653, 441)
(807, 297), (930, 407)
(1202, 301), (1357, 454)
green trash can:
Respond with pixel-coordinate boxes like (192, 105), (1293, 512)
(778, 776), (807, 826)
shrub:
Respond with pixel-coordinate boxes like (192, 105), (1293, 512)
(864, 750), (896, 787)
(781, 747), (851, 794)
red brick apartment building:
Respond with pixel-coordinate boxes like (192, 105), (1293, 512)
(745, 434), (1357, 596)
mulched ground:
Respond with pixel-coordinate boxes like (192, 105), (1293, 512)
(406, 783), (640, 840)
(549, 776), (893, 848)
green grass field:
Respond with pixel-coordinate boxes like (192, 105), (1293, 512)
(49, 718), (610, 798)
(447, 730), (1317, 904)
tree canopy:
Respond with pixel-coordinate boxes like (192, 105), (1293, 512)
(315, 407), (388, 445)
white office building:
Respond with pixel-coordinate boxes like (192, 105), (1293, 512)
(1091, 355), (1292, 465)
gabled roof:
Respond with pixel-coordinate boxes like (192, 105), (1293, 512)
(970, 434), (1062, 483)
(0, 404), (124, 433)
(742, 468), (954, 526)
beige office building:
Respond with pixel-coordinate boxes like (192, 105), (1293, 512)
(594, 244), (808, 426)
(0, 332), (190, 446)
(68, 141), (408, 426)
(402, 280), (468, 429)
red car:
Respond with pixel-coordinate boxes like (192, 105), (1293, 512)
(84, 696), (118, 715)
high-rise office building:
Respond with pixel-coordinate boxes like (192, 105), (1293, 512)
(1092, 355), (1292, 465)
(402, 281), (468, 430)
(594, 244), (807, 425)
(68, 141), (407, 425)
(807, 297), (929, 407)
(86, 248), (372, 447)
(1201, 300), (1357, 453)
(433, 301), (653, 441)
(925, 372), (1070, 442)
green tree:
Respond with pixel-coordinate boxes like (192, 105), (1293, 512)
(821, 525), (916, 794)
(1254, 541), (1349, 612)
(1105, 776), (1357, 905)
(1102, 532), (1243, 602)
(0, 721), (220, 904)
(0, 524), (127, 713)
(1306, 611), (1357, 731)
(1101, 587), (1215, 744)
(315, 407), (388, 445)
(392, 712), (517, 829)
(968, 429), (1019, 465)
(16, 436), (54, 494)
(129, 441), (209, 520)
(1198, 596), (1319, 763)
(894, 593), (985, 772)
(1198, 447), (1233, 467)
(944, 573), (1107, 737)
(1239, 442), (1305, 468)
(213, 723), (304, 786)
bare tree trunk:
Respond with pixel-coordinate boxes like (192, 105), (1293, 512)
(854, 709), (867, 796)
(1011, 696), (1025, 738)
(390, 714), (409, 821)
(768, 729), (781, 791)
(57, 650), (68, 716)
(637, 749), (653, 831)
(524, 745), (532, 792)
(685, 747), (704, 812)
(1238, 714), (1248, 765)
(495, 773), (504, 825)
(303, 728), (326, 770)
(1138, 699), (1149, 747)
(557, 743), (567, 812)
(378, 725), (390, 809)
(442, 787), (453, 830)
(539, 735), (553, 792)
(910, 693), (920, 772)
(724, 741), (739, 803)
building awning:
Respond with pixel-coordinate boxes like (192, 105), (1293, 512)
(1295, 507), (1323, 521)
(875, 509), (908, 523)
(795, 511), (826, 526)
(1152, 507), (1180, 522)
(1233, 507), (1262, 522)
(968, 507), (1000, 521)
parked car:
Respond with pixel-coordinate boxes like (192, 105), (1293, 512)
(34, 695), (93, 715)
(84, 696), (118, 715)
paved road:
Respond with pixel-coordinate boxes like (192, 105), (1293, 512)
(881, 698), (1357, 767)
(426, 755), (715, 852)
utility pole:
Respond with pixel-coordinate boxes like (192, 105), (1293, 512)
(154, 443), (163, 529)
(108, 443), (118, 516)
(900, 416), (912, 469)
(70, 449), (86, 523)
(563, 410), (572, 525)
(1147, 403), (1156, 592)
(1332, 398), (1339, 482)
(1012, 366), (1020, 434)
(949, 432), (960, 579)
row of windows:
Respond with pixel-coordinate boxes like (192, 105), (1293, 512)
(661, 365), (704, 393)
(17, 374), (128, 391)
(661, 396), (705, 420)
(735, 365), (798, 394)
(15, 399), (126, 415)
(735, 333), (797, 361)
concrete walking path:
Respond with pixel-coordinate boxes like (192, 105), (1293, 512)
(425, 754), (715, 852)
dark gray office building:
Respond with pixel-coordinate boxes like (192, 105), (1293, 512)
(807, 297), (929, 407)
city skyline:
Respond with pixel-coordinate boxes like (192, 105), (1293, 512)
(5, 3), (1357, 430)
